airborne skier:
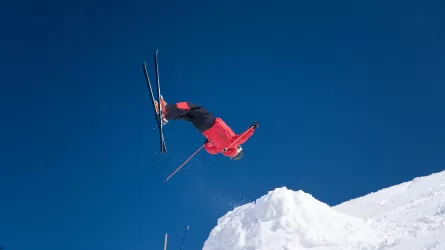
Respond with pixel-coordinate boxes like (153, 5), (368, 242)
(155, 96), (259, 160)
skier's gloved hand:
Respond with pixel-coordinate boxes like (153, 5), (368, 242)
(251, 121), (259, 129)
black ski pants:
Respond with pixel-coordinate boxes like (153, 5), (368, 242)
(164, 102), (216, 133)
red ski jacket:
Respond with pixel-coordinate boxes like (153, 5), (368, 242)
(202, 118), (255, 157)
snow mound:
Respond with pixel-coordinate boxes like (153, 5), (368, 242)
(203, 171), (445, 250)
(203, 188), (381, 250)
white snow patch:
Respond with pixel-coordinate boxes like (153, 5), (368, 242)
(203, 171), (445, 250)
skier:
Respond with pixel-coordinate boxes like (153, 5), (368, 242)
(155, 96), (259, 160)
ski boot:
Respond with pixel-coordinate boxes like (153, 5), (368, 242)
(154, 95), (168, 125)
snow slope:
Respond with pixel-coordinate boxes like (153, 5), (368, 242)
(203, 171), (445, 250)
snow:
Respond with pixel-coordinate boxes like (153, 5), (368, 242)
(203, 171), (445, 250)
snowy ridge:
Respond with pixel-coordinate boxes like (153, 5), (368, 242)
(334, 171), (445, 250)
(203, 171), (445, 250)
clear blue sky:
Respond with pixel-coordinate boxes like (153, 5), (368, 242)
(1, 0), (444, 249)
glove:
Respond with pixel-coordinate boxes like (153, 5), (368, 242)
(251, 121), (259, 129)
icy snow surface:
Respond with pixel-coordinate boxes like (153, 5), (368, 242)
(203, 171), (445, 250)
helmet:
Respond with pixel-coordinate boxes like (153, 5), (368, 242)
(230, 145), (244, 160)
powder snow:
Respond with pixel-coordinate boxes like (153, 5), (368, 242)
(203, 171), (445, 250)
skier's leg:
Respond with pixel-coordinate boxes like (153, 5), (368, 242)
(154, 95), (167, 115)
(165, 102), (216, 132)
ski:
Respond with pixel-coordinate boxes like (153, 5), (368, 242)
(142, 51), (167, 153)
(154, 50), (167, 153)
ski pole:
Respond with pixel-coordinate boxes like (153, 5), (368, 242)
(179, 225), (190, 250)
(165, 145), (204, 182)
(223, 126), (255, 152)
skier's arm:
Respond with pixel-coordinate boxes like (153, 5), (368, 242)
(233, 129), (254, 145)
(233, 122), (258, 145)
(204, 142), (219, 154)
